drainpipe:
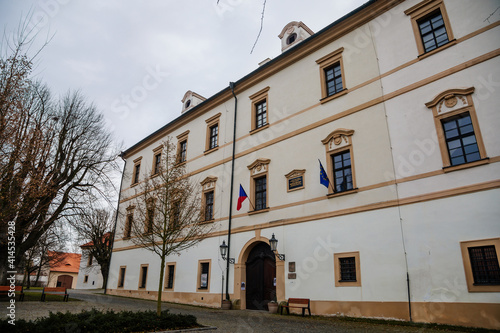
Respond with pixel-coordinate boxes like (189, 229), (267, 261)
(225, 82), (238, 301)
(104, 152), (126, 294)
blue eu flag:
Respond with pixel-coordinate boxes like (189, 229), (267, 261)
(319, 159), (330, 189)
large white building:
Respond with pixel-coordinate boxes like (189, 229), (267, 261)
(107, 0), (500, 329)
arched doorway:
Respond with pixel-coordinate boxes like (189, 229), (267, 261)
(57, 275), (73, 288)
(245, 242), (276, 310)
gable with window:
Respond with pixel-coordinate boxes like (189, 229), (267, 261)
(460, 238), (500, 292)
(247, 158), (271, 213)
(200, 176), (217, 222)
(425, 87), (488, 172)
(321, 129), (357, 196)
(316, 47), (347, 104)
(249, 87), (270, 133)
(405, 0), (455, 57)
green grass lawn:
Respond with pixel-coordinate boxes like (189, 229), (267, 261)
(0, 292), (81, 302)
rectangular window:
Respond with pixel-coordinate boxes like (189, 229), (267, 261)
(417, 11), (449, 53)
(249, 87), (270, 133)
(199, 262), (210, 290)
(332, 151), (353, 193)
(254, 176), (267, 211)
(316, 47), (347, 104)
(133, 163), (141, 184)
(118, 266), (126, 288)
(153, 152), (161, 175)
(334, 252), (361, 287)
(442, 112), (480, 166)
(255, 100), (267, 129)
(405, 0), (455, 57)
(87, 255), (93, 266)
(468, 246), (500, 286)
(179, 140), (187, 163)
(166, 265), (175, 289)
(84, 275), (89, 283)
(324, 63), (343, 97)
(204, 191), (214, 221)
(124, 214), (133, 238)
(145, 204), (154, 234)
(139, 265), (148, 289)
(461, 239), (500, 292)
(339, 257), (356, 282)
(170, 201), (180, 230)
(209, 124), (218, 149)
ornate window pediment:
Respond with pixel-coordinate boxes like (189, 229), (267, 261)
(247, 158), (271, 176)
(321, 128), (355, 152)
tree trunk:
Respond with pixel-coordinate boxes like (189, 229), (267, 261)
(100, 262), (109, 289)
(157, 254), (166, 317)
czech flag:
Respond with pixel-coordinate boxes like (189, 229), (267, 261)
(237, 185), (248, 211)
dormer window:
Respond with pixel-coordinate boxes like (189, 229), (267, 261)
(181, 91), (206, 114)
(278, 21), (314, 52)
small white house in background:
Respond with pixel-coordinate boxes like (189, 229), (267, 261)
(107, 0), (500, 330)
(75, 238), (106, 289)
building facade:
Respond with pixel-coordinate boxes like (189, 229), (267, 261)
(107, 0), (500, 329)
(47, 252), (81, 289)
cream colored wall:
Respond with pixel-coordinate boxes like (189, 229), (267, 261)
(108, 0), (500, 328)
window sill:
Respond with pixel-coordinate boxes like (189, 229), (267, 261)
(204, 146), (219, 155)
(248, 208), (270, 215)
(327, 188), (358, 199)
(130, 182), (139, 188)
(418, 39), (456, 60)
(150, 173), (159, 179)
(176, 161), (187, 166)
(443, 158), (489, 173)
(320, 88), (348, 105)
(199, 219), (214, 225)
(250, 123), (270, 135)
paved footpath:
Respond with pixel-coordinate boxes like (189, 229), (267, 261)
(15, 289), (473, 333)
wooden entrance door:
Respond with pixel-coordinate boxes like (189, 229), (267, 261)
(57, 275), (73, 288)
(245, 242), (276, 310)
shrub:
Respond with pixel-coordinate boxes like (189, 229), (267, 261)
(0, 308), (198, 333)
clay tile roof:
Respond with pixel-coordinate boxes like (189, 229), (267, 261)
(80, 232), (112, 248)
(48, 251), (81, 273)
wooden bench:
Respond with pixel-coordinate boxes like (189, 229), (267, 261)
(41, 287), (69, 302)
(280, 298), (311, 316)
(0, 285), (24, 301)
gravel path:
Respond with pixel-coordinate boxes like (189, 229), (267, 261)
(13, 289), (472, 333)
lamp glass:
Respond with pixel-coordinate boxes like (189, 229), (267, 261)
(220, 240), (228, 259)
(269, 233), (278, 252)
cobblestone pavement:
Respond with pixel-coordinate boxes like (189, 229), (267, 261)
(15, 289), (472, 333)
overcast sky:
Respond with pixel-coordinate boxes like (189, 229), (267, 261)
(1, 0), (368, 149)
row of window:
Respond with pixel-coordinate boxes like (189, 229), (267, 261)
(123, 88), (486, 237)
(115, 240), (500, 291)
(117, 260), (211, 291)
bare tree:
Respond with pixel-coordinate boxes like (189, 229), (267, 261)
(127, 137), (214, 316)
(0, 24), (120, 284)
(21, 227), (67, 288)
(69, 208), (114, 288)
